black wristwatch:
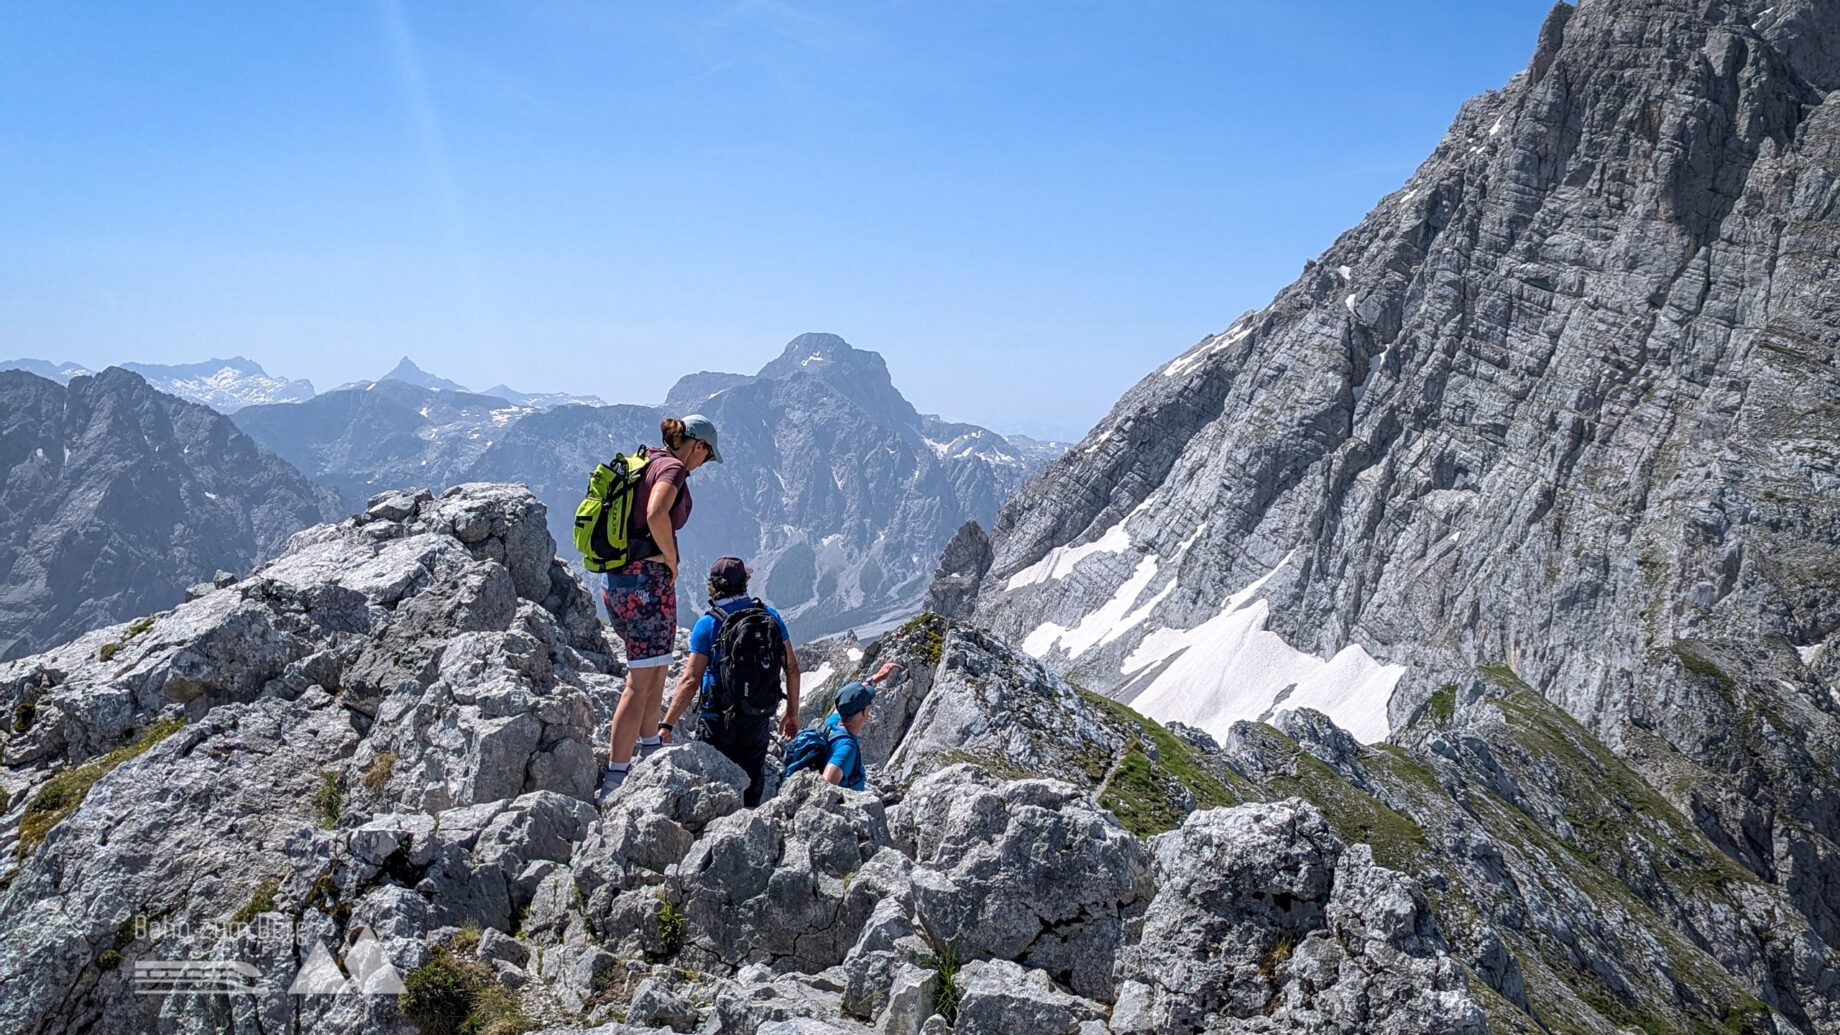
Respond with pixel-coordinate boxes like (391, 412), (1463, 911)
(659, 723), (674, 733)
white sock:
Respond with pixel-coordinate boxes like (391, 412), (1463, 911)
(607, 761), (631, 774)
(639, 735), (662, 746)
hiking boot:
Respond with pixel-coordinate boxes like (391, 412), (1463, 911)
(596, 766), (627, 804)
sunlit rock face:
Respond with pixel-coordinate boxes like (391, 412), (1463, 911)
(968, 0), (1840, 751)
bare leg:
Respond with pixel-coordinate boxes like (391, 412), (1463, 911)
(609, 664), (669, 765)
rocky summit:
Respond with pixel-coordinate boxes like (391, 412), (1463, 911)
(1, 488), (1835, 1033)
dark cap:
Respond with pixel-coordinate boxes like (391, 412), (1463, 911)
(709, 556), (750, 585)
(835, 681), (876, 718)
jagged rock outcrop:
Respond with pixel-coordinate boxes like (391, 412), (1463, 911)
(1, 506), (1502, 1035)
(0, 367), (340, 661)
(919, 522), (991, 620)
(1111, 804), (1485, 1034)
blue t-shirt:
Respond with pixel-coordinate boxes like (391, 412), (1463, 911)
(823, 713), (866, 791)
(688, 596), (791, 717)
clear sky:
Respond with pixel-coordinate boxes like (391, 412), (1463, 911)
(1, 1), (1556, 441)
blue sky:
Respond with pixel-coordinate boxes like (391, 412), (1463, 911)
(1, 1), (1555, 441)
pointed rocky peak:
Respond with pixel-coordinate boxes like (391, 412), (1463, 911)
(756, 332), (919, 427)
(381, 357), (468, 393)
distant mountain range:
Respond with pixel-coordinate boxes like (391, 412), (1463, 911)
(0, 357), (313, 412)
(1, 339), (1065, 644)
(0, 367), (340, 660)
(231, 333), (1065, 641)
(2, 355), (606, 413)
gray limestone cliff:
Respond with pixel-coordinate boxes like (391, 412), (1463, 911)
(962, 0), (1840, 985)
(0, 368), (340, 662)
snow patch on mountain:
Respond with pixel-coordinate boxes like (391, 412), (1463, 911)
(1163, 321), (1252, 380)
(1116, 553), (1402, 745)
(1005, 519), (1132, 590)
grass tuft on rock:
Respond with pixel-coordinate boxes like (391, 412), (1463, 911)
(362, 752), (398, 794)
(311, 771), (344, 829)
(919, 941), (962, 1024)
(231, 877), (280, 926)
(654, 894), (687, 959)
(16, 716), (186, 858)
(401, 946), (533, 1035)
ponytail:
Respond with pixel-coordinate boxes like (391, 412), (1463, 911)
(661, 417), (688, 450)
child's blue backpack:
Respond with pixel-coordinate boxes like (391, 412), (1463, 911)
(782, 723), (849, 780)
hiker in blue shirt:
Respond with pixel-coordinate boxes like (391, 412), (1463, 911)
(784, 661), (903, 792)
(659, 556), (799, 807)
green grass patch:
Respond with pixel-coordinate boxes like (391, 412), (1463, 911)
(231, 878), (280, 926)
(311, 771), (344, 829)
(450, 919), (483, 956)
(1426, 684), (1456, 722)
(919, 941), (962, 1025)
(896, 612), (947, 668)
(401, 947), (531, 1035)
(125, 616), (155, 639)
(98, 642), (121, 662)
(1666, 641), (1737, 694)
(12, 700), (34, 733)
(654, 893), (686, 959)
(1100, 744), (1190, 837)
(1074, 685), (1243, 828)
(1478, 663), (1533, 694)
(16, 716), (186, 857)
(97, 917), (137, 971)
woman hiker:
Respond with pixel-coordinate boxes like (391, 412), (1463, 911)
(599, 413), (721, 801)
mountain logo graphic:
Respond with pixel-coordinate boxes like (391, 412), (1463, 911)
(287, 926), (405, 995)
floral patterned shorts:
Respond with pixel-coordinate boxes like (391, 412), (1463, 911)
(601, 559), (677, 667)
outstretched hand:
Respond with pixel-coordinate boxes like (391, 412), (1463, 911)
(869, 661), (904, 684)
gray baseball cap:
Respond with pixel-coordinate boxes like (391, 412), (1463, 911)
(682, 413), (722, 463)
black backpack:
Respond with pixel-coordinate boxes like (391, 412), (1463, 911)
(706, 600), (786, 719)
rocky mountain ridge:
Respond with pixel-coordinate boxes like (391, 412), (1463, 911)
(234, 333), (1062, 642)
(2, 487), (1835, 1033)
(0, 367), (340, 661)
(960, 0), (1840, 760)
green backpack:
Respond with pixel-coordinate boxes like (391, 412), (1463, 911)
(572, 448), (653, 573)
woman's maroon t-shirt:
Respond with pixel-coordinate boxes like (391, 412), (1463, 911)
(630, 447), (692, 540)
